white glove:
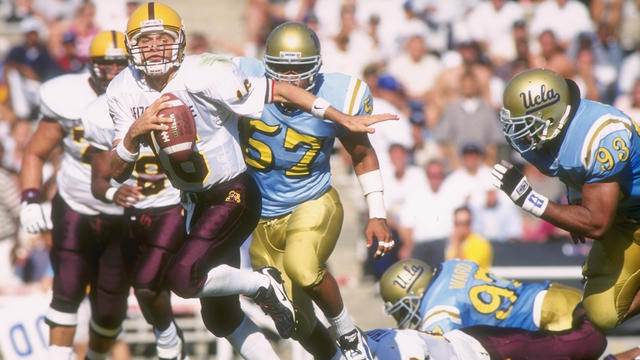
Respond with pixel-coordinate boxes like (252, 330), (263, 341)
(20, 201), (53, 233)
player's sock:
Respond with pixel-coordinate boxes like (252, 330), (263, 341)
(226, 315), (278, 358)
(328, 306), (356, 338)
(48, 345), (73, 360)
(196, 264), (268, 297)
(85, 347), (107, 360)
(154, 321), (180, 358)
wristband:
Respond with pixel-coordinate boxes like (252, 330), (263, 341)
(366, 191), (386, 219)
(311, 97), (331, 119)
(21, 188), (40, 203)
(116, 141), (139, 163)
(521, 189), (549, 217)
(104, 187), (117, 203)
(357, 170), (386, 219)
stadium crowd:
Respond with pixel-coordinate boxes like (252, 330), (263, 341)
(1, 0), (640, 358)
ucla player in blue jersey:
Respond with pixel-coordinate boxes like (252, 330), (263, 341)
(380, 258), (582, 333)
(492, 68), (640, 332)
(239, 22), (394, 360)
(380, 258), (608, 359)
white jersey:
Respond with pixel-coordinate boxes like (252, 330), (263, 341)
(81, 95), (180, 209)
(107, 53), (271, 192)
(39, 72), (121, 215)
(365, 328), (490, 360)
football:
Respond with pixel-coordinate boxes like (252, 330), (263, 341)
(152, 93), (196, 162)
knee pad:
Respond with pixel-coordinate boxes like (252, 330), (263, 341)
(90, 318), (122, 339)
(200, 295), (244, 337)
(45, 298), (82, 327)
(134, 287), (160, 305)
(91, 290), (128, 331)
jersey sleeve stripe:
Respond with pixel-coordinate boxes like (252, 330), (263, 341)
(582, 117), (632, 168)
(347, 79), (362, 115)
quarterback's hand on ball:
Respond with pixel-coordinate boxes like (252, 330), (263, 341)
(365, 218), (395, 259)
(491, 160), (549, 217)
(20, 202), (53, 233)
(128, 95), (174, 139)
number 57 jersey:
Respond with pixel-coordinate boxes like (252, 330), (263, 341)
(238, 57), (372, 217)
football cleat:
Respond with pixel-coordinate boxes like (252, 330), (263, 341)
(253, 266), (296, 339)
(337, 328), (373, 360)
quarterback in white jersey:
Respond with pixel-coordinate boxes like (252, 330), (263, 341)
(20, 30), (131, 360)
(108, 3), (396, 359)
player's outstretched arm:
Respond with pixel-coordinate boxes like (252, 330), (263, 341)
(491, 160), (618, 240)
(272, 81), (398, 133)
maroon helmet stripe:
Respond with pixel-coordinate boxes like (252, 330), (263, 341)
(110, 30), (117, 47)
(148, 2), (155, 19)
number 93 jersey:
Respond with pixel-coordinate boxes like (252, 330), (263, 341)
(108, 53), (271, 192)
(419, 260), (548, 333)
(237, 57), (373, 217)
(523, 99), (640, 218)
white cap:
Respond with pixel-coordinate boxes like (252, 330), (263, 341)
(19, 17), (46, 37)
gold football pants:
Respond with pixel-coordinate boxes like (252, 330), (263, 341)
(250, 187), (344, 339)
(582, 221), (640, 331)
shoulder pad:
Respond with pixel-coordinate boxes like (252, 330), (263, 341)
(40, 73), (94, 120)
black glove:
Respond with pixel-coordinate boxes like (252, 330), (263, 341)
(491, 160), (549, 216)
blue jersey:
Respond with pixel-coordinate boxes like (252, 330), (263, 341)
(523, 99), (640, 217)
(419, 260), (548, 333)
(237, 57), (373, 217)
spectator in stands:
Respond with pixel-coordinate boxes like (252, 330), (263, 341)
(387, 34), (441, 103)
(397, 159), (453, 264)
(366, 73), (414, 171)
(470, 188), (523, 243)
(3, 16), (62, 120)
(321, 2), (379, 78)
(614, 78), (640, 123)
(64, 1), (99, 59)
(3, 119), (32, 172)
(442, 143), (495, 212)
(434, 70), (503, 170)
(530, 29), (573, 79)
(465, 0), (525, 66)
(573, 46), (604, 102)
(568, 32), (618, 103)
(618, 40), (640, 96)
(55, 32), (86, 73)
(445, 206), (493, 268)
(529, 0), (593, 49)
(430, 40), (493, 129)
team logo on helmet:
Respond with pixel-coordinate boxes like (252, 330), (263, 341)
(520, 84), (561, 114)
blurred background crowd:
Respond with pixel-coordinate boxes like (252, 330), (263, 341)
(0, 0), (630, 308)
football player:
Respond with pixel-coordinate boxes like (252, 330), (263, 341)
(19, 31), (130, 360)
(82, 90), (187, 358)
(364, 315), (606, 360)
(108, 3), (395, 358)
(238, 22), (393, 360)
(491, 68), (640, 332)
(379, 259), (606, 359)
(381, 258), (581, 333)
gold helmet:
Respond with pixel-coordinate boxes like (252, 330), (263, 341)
(500, 68), (573, 153)
(88, 30), (129, 94)
(380, 259), (433, 329)
(264, 22), (322, 90)
(125, 2), (185, 76)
